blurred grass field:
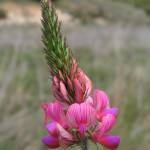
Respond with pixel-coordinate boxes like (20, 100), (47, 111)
(0, 0), (150, 150)
(0, 24), (150, 150)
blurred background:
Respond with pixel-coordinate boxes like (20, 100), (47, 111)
(0, 0), (150, 150)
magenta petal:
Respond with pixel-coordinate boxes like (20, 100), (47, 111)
(74, 79), (83, 103)
(66, 103), (96, 130)
(101, 114), (116, 134)
(103, 107), (119, 118)
(93, 90), (109, 112)
(98, 135), (120, 149)
(46, 122), (59, 137)
(42, 136), (59, 148)
(42, 101), (66, 125)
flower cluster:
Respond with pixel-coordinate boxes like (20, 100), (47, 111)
(41, 1), (120, 149)
(42, 66), (120, 149)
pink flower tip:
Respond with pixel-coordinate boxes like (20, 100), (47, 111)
(42, 136), (59, 148)
(98, 135), (120, 149)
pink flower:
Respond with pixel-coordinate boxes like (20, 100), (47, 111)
(43, 122), (75, 148)
(51, 60), (92, 104)
(52, 76), (70, 103)
(73, 68), (92, 103)
(92, 114), (116, 140)
(95, 135), (120, 149)
(86, 90), (119, 121)
(42, 136), (59, 148)
(66, 103), (97, 136)
(42, 89), (120, 149)
(42, 101), (67, 127)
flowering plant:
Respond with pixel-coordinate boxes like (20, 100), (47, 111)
(41, 0), (120, 149)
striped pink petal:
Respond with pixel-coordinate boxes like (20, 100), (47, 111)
(42, 135), (59, 148)
(74, 79), (83, 103)
(100, 114), (116, 134)
(66, 103), (96, 135)
(42, 101), (66, 125)
(93, 90), (110, 112)
(92, 114), (116, 141)
(98, 135), (120, 149)
(60, 81), (69, 100)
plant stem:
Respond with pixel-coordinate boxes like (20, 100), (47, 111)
(82, 138), (88, 150)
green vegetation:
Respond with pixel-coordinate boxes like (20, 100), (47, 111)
(0, 24), (150, 150)
(0, 9), (7, 19)
(54, 0), (149, 24)
(0, 1), (150, 149)
(113, 0), (150, 14)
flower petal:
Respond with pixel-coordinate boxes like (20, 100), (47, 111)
(85, 96), (93, 106)
(60, 81), (69, 100)
(98, 135), (120, 149)
(46, 122), (59, 137)
(103, 107), (119, 118)
(57, 123), (75, 147)
(74, 79), (83, 103)
(101, 114), (116, 134)
(42, 101), (66, 125)
(84, 73), (92, 96)
(66, 103), (97, 131)
(42, 136), (59, 148)
(92, 114), (116, 141)
(93, 90), (110, 112)
(77, 69), (92, 97)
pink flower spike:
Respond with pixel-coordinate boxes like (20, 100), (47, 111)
(42, 136), (59, 148)
(66, 103), (97, 134)
(93, 90), (110, 112)
(46, 122), (59, 137)
(98, 135), (120, 149)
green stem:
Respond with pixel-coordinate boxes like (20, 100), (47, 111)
(82, 138), (88, 150)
